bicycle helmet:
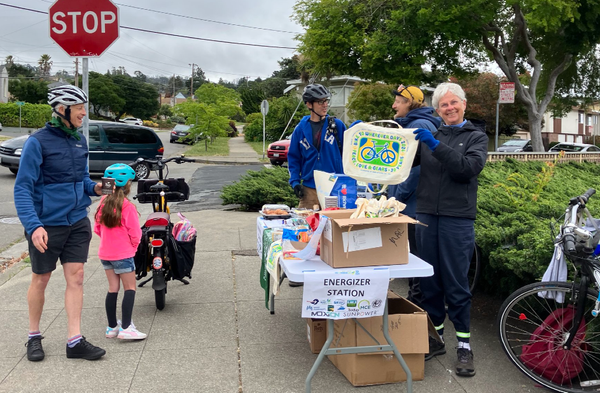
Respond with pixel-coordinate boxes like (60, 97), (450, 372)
(302, 84), (331, 103)
(47, 85), (88, 108)
(104, 163), (136, 187)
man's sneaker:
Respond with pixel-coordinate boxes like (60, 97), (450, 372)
(66, 336), (106, 360)
(117, 323), (147, 340)
(425, 336), (446, 361)
(25, 336), (45, 361)
(456, 348), (476, 377)
(105, 320), (121, 338)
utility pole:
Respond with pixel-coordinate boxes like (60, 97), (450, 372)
(189, 63), (195, 99)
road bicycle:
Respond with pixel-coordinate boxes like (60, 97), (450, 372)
(497, 188), (600, 392)
(133, 155), (197, 310)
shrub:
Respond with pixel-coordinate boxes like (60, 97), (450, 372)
(476, 159), (600, 295)
(143, 120), (159, 128)
(220, 166), (297, 210)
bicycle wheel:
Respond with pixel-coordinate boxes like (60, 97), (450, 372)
(468, 243), (481, 294)
(497, 281), (600, 392)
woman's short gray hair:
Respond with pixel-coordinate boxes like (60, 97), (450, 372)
(432, 83), (466, 109)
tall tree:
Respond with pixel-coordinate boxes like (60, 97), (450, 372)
(294, 0), (600, 151)
(455, 73), (529, 136)
(347, 83), (396, 122)
(272, 56), (302, 80)
(5, 55), (14, 68)
(89, 71), (125, 119)
(111, 74), (159, 120)
(8, 79), (48, 104)
(37, 54), (53, 77)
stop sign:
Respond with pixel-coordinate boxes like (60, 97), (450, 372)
(49, 0), (119, 57)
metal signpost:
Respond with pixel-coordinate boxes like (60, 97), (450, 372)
(495, 82), (515, 151)
(261, 100), (269, 159)
(15, 101), (25, 131)
(48, 0), (120, 149)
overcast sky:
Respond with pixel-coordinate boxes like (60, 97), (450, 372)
(0, 0), (303, 83)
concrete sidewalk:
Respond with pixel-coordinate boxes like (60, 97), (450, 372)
(192, 135), (263, 165)
(0, 206), (537, 392)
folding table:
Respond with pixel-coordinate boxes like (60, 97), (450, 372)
(278, 255), (433, 393)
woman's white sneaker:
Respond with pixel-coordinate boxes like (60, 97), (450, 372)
(117, 324), (147, 340)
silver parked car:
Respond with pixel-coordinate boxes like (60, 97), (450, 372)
(548, 142), (600, 152)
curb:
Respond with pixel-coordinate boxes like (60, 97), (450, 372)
(191, 158), (264, 165)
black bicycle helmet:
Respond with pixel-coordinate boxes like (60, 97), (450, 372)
(302, 84), (331, 103)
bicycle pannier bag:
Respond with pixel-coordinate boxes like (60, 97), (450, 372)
(520, 306), (587, 384)
(342, 121), (418, 190)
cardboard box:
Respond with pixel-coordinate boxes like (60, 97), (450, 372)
(306, 318), (327, 354)
(327, 293), (436, 386)
(320, 209), (416, 268)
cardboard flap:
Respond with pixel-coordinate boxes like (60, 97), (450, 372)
(323, 209), (418, 227)
(355, 297), (429, 355)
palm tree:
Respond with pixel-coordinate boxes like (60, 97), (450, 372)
(38, 54), (53, 77)
(5, 55), (14, 69)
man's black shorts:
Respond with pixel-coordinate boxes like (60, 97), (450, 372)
(25, 217), (92, 275)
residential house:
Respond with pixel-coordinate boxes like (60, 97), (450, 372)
(543, 104), (600, 146)
(286, 76), (368, 124)
(159, 92), (189, 107)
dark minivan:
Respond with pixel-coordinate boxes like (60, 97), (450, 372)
(0, 121), (163, 179)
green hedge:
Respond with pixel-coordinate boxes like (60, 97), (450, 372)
(0, 103), (52, 128)
(222, 159), (600, 296)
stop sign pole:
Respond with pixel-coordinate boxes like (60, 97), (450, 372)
(49, 0), (120, 147)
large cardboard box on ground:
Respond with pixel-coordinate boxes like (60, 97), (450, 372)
(306, 318), (327, 354)
(320, 209), (417, 268)
(327, 292), (437, 386)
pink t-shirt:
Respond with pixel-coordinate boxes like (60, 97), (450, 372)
(94, 197), (142, 261)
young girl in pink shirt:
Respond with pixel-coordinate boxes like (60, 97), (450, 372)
(94, 163), (146, 340)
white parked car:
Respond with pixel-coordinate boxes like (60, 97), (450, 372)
(121, 117), (143, 126)
(0, 121), (2, 131)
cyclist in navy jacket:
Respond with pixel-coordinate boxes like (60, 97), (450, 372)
(288, 84), (347, 209)
(15, 85), (105, 362)
(412, 82), (488, 378)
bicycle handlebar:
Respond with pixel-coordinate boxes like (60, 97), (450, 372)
(133, 191), (186, 200)
(582, 188), (596, 203)
(133, 155), (196, 166)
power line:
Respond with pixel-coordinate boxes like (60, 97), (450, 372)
(122, 26), (295, 50)
(0, 2), (298, 49)
(35, 0), (300, 35)
(116, 3), (300, 35)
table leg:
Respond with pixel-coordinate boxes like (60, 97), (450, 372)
(304, 302), (413, 393)
(305, 318), (335, 393)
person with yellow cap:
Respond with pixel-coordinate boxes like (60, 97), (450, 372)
(387, 84), (440, 305)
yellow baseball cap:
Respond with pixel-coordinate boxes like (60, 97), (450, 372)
(393, 84), (424, 104)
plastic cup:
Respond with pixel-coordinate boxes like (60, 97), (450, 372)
(101, 177), (115, 195)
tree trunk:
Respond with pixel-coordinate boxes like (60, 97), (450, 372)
(527, 108), (545, 151)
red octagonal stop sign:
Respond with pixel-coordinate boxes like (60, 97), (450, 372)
(49, 0), (119, 57)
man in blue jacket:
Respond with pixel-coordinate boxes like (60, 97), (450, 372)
(386, 85), (440, 305)
(15, 85), (105, 362)
(288, 84), (347, 209)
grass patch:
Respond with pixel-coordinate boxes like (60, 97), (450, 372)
(0, 136), (12, 142)
(184, 137), (230, 156)
(247, 141), (270, 162)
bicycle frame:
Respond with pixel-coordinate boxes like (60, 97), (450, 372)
(554, 189), (600, 349)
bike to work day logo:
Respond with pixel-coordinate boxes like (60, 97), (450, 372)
(351, 130), (409, 173)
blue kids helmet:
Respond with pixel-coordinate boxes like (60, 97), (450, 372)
(104, 163), (136, 187)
